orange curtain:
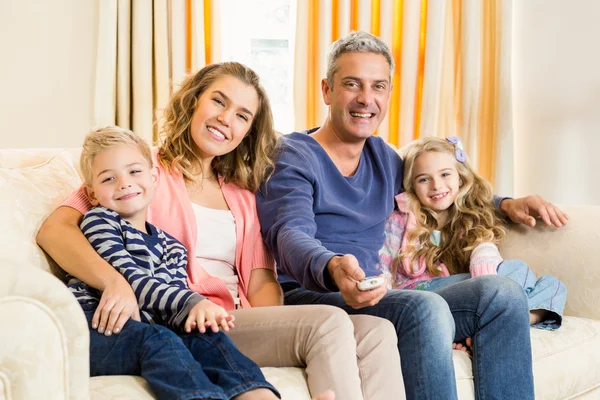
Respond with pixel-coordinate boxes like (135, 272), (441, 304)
(294, 0), (513, 185)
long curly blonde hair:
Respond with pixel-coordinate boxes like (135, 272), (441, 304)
(158, 62), (278, 192)
(398, 137), (506, 276)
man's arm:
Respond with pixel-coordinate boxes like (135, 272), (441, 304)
(257, 145), (340, 292)
(497, 195), (568, 228)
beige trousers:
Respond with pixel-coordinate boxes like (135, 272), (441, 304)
(228, 305), (403, 400)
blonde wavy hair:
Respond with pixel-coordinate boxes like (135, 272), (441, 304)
(158, 62), (278, 192)
(398, 137), (506, 276)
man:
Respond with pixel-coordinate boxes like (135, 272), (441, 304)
(257, 31), (567, 400)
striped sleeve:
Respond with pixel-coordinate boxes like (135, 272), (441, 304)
(81, 207), (203, 329)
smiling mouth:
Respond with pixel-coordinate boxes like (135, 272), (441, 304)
(207, 126), (227, 140)
(117, 193), (140, 201)
(349, 112), (375, 119)
(430, 192), (449, 200)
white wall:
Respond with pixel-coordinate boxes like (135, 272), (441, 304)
(0, 0), (99, 148)
(513, 1), (600, 206)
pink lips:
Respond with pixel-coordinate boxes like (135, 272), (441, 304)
(117, 193), (140, 201)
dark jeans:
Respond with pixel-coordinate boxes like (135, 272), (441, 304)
(285, 275), (535, 400)
(83, 309), (279, 400)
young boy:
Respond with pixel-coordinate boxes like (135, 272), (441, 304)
(66, 126), (280, 400)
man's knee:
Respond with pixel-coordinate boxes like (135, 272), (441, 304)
(382, 291), (454, 336)
(477, 275), (529, 312)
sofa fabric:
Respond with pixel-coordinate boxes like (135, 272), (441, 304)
(1, 148), (599, 399)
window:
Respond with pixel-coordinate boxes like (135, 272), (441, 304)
(220, 0), (297, 134)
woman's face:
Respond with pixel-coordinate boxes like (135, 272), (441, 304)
(189, 75), (259, 161)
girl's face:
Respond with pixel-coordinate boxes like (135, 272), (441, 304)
(411, 150), (462, 222)
(189, 75), (259, 161)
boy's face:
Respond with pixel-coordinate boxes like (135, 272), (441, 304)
(86, 144), (157, 222)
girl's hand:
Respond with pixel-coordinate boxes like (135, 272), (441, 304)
(185, 299), (235, 333)
(92, 275), (141, 336)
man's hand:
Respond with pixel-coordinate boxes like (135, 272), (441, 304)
(500, 195), (569, 228)
(185, 299), (235, 333)
(327, 254), (387, 309)
(92, 275), (141, 336)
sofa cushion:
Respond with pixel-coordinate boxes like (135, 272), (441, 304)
(0, 150), (82, 272)
(453, 316), (600, 400)
(89, 367), (311, 400)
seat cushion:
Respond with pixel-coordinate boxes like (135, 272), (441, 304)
(90, 367), (312, 400)
(454, 316), (600, 400)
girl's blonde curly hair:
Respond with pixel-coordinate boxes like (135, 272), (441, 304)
(398, 137), (506, 276)
(157, 62), (278, 192)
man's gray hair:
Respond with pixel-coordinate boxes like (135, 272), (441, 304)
(326, 31), (394, 86)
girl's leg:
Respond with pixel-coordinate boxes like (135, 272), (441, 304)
(227, 305), (373, 400)
(179, 330), (279, 399)
(433, 275), (535, 400)
(84, 311), (228, 400)
(413, 273), (471, 291)
(498, 259), (567, 329)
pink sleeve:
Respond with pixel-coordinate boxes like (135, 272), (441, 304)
(470, 242), (503, 277)
(251, 215), (276, 274)
(60, 185), (93, 215)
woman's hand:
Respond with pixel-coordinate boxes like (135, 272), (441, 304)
(92, 275), (141, 336)
(185, 299), (235, 333)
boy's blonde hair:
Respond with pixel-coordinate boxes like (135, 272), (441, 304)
(398, 137), (506, 277)
(80, 126), (152, 185)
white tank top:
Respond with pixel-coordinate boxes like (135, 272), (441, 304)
(191, 202), (239, 306)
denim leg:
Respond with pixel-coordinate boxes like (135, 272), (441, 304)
(433, 275), (535, 400)
(179, 331), (280, 399)
(412, 273), (471, 291)
(84, 311), (228, 400)
(498, 259), (567, 329)
(285, 288), (457, 400)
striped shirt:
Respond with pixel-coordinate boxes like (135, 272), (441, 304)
(66, 206), (204, 329)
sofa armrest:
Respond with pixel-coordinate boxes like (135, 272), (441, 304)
(499, 205), (600, 320)
(0, 265), (89, 400)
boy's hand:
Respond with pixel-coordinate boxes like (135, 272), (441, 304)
(92, 275), (141, 336)
(185, 299), (235, 333)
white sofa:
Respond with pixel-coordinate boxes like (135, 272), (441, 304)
(1, 147), (599, 400)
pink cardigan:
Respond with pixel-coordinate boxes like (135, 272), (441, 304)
(63, 150), (275, 311)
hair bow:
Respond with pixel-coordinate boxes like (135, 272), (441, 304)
(445, 136), (467, 163)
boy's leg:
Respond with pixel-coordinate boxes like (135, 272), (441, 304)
(84, 311), (228, 400)
(433, 275), (535, 400)
(498, 259), (567, 329)
(226, 305), (366, 400)
(285, 289), (458, 400)
(179, 330), (280, 399)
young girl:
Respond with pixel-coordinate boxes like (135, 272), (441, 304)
(38, 62), (398, 400)
(378, 136), (567, 331)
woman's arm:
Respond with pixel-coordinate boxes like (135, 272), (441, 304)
(247, 269), (283, 307)
(36, 206), (140, 335)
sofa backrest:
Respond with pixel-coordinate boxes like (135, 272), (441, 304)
(0, 148), (83, 273)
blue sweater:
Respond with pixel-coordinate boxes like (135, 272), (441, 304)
(66, 207), (204, 329)
(257, 129), (403, 292)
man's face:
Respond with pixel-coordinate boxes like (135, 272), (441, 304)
(322, 52), (392, 142)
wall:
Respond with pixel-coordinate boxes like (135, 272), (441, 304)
(0, 0), (99, 148)
(513, 1), (600, 205)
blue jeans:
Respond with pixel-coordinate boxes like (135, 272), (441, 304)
(285, 275), (534, 400)
(83, 309), (279, 400)
(412, 260), (567, 330)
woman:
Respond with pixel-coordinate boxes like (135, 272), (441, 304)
(37, 62), (402, 399)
